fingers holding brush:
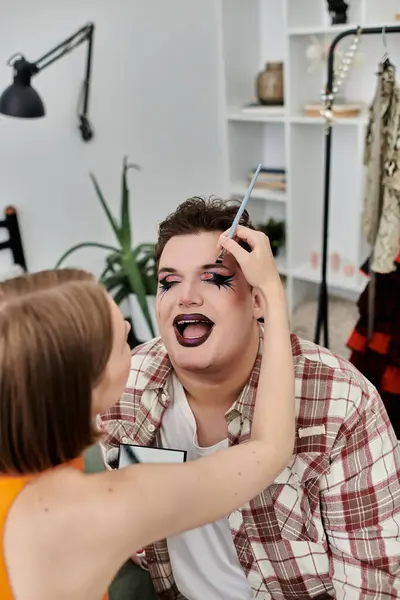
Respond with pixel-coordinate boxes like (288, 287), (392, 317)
(217, 225), (281, 291)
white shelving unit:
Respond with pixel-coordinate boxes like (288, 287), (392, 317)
(218, 0), (400, 316)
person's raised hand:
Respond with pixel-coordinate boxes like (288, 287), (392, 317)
(217, 225), (282, 292)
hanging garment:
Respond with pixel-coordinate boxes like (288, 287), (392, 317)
(363, 60), (400, 274)
(347, 254), (400, 439)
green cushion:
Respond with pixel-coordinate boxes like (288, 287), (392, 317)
(84, 445), (157, 600)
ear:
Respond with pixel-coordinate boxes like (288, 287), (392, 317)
(252, 288), (264, 320)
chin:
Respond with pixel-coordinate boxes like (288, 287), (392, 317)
(162, 332), (215, 372)
(172, 351), (214, 372)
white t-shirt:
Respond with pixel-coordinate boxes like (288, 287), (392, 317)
(160, 373), (255, 600)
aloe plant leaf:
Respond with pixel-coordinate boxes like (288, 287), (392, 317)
(101, 272), (126, 292)
(120, 158), (142, 250)
(142, 273), (158, 296)
(55, 243), (120, 269)
(113, 285), (130, 306)
(99, 264), (111, 282)
(132, 243), (156, 260)
(123, 252), (155, 337)
(120, 157), (131, 249)
(105, 252), (123, 271)
(89, 173), (123, 246)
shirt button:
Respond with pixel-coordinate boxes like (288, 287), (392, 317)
(122, 437), (130, 443)
(148, 424), (155, 433)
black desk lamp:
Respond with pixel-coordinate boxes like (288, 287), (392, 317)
(0, 23), (95, 142)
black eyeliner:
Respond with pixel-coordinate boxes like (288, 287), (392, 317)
(158, 275), (175, 293)
(203, 272), (235, 290)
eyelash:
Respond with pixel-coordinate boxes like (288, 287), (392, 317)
(158, 272), (234, 293)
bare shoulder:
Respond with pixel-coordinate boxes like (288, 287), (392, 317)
(4, 467), (132, 599)
(6, 467), (89, 544)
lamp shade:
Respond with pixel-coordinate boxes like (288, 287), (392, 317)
(0, 82), (45, 118)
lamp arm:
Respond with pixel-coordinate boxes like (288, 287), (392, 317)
(34, 24), (93, 70)
(34, 23), (95, 141)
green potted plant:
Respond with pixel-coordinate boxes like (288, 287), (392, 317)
(256, 218), (285, 256)
(55, 157), (158, 340)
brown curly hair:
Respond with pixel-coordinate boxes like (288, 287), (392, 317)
(155, 196), (254, 264)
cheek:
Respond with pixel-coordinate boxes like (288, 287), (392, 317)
(216, 288), (253, 318)
(155, 292), (173, 323)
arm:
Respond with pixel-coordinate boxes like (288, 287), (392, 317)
(320, 388), (400, 599)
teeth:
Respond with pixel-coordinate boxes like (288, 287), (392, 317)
(177, 319), (208, 325)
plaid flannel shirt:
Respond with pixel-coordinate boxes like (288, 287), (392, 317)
(98, 328), (400, 600)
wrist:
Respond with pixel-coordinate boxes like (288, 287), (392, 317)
(258, 279), (286, 305)
(258, 281), (288, 322)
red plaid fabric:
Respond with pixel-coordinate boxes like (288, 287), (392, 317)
(98, 328), (400, 599)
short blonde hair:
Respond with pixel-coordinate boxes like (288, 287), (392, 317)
(0, 268), (113, 474)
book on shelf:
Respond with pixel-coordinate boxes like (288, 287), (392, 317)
(253, 180), (286, 190)
(303, 102), (367, 118)
(248, 167), (286, 190)
(249, 167), (285, 178)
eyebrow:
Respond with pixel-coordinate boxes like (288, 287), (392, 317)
(158, 263), (231, 276)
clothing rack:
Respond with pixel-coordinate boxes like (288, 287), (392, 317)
(0, 206), (27, 271)
(314, 24), (400, 348)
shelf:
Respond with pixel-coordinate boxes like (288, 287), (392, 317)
(291, 262), (365, 293)
(227, 108), (286, 123)
(362, 21), (400, 28)
(230, 181), (287, 203)
(289, 115), (367, 126)
(220, 0), (376, 315)
(227, 113), (367, 126)
(288, 21), (400, 37)
(288, 23), (360, 36)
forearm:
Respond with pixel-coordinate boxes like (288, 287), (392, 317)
(96, 434), (298, 557)
(251, 282), (295, 457)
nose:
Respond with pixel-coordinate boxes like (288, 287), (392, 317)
(177, 281), (203, 308)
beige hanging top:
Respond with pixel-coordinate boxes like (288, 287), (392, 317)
(363, 61), (400, 273)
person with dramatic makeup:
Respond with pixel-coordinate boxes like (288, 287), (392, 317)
(99, 198), (400, 600)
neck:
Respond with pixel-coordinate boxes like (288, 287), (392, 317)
(172, 326), (260, 411)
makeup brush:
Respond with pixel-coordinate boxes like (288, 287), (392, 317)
(216, 163), (262, 263)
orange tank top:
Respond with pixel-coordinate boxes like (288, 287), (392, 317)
(0, 457), (108, 600)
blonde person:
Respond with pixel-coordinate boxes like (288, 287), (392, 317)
(0, 225), (294, 600)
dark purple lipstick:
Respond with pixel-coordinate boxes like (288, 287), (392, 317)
(173, 313), (214, 348)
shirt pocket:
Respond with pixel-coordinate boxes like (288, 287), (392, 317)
(245, 452), (330, 544)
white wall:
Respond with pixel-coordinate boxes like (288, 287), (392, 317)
(0, 0), (225, 275)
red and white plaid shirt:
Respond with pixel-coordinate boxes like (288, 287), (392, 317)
(98, 328), (400, 600)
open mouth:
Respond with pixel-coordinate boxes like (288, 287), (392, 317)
(173, 313), (214, 347)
